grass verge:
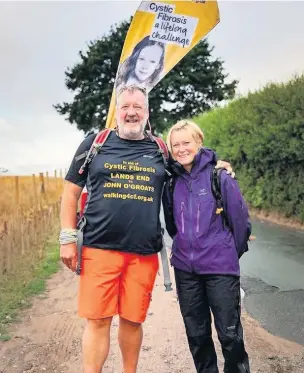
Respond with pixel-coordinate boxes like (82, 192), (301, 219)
(0, 233), (60, 341)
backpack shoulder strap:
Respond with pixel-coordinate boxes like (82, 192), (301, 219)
(211, 166), (223, 213)
(168, 174), (177, 195)
(152, 135), (170, 173)
(145, 130), (169, 166)
(210, 166), (230, 228)
(78, 128), (113, 175)
(153, 136), (169, 161)
(94, 128), (113, 147)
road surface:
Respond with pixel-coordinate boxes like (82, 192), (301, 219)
(161, 212), (304, 345)
(241, 218), (304, 345)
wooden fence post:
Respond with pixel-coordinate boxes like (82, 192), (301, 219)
(32, 174), (38, 210)
(39, 173), (45, 210)
(32, 174), (39, 246)
(0, 221), (9, 274)
(14, 176), (25, 257)
(14, 176), (20, 208)
(46, 171), (49, 193)
(39, 173), (47, 257)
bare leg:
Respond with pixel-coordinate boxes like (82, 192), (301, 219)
(118, 316), (143, 373)
(82, 317), (112, 373)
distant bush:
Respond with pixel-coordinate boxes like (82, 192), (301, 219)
(195, 74), (304, 222)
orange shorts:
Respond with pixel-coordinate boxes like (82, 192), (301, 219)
(78, 247), (159, 323)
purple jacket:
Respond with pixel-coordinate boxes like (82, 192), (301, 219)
(169, 148), (251, 276)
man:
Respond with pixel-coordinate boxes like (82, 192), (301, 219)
(60, 85), (233, 373)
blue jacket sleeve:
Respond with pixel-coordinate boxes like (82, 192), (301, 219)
(221, 173), (251, 258)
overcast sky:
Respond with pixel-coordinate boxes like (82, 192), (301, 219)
(1, 1), (304, 175)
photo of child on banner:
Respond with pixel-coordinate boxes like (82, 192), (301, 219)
(106, 0), (220, 128)
(115, 35), (166, 93)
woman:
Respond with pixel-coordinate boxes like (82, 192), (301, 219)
(163, 120), (251, 373)
(115, 35), (165, 92)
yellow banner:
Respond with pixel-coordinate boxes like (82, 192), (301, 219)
(106, 0), (220, 128)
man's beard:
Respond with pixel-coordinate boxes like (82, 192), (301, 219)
(117, 120), (146, 140)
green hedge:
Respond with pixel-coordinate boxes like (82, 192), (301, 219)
(195, 74), (304, 222)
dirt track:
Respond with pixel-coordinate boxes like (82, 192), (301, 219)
(0, 262), (303, 373)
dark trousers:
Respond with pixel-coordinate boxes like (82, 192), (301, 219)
(174, 268), (250, 373)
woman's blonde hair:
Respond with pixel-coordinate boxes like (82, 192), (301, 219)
(166, 120), (205, 153)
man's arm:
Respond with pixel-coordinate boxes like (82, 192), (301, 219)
(60, 181), (83, 272)
(60, 181), (83, 229)
(59, 133), (95, 271)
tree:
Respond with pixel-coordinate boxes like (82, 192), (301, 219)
(0, 167), (8, 174)
(54, 18), (237, 134)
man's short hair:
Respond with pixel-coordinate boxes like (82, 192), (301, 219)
(116, 85), (149, 109)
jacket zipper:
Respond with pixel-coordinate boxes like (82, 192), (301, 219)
(181, 202), (185, 234)
(196, 203), (200, 233)
(188, 181), (194, 267)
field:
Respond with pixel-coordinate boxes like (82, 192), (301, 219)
(0, 172), (64, 275)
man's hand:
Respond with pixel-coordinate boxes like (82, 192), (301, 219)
(60, 243), (77, 272)
(215, 160), (235, 178)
